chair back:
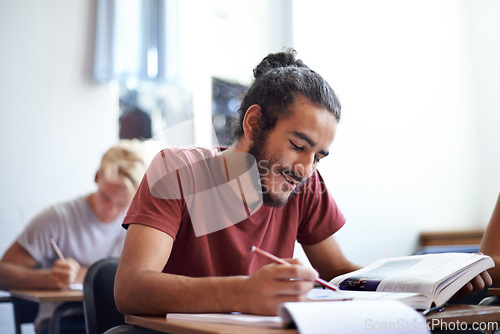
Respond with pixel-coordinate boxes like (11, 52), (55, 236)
(479, 295), (500, 306)
(83, 257), (124, 334)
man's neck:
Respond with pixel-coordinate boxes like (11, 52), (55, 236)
(220, 144), (262, 212)
(87, 193), (98, 216)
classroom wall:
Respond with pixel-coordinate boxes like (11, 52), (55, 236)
(0, 1), (118, 332)
(0, 0), (119, 254)
(292, 0), (500, 265)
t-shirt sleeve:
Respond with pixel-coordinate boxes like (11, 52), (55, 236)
(122, 150), (186, 239)
(16, 206), (61, 266)
(296, 170), (346, 245)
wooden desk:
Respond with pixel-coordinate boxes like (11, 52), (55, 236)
(126, 305), (500, 334)
(426, 304), (500, 331)
(125, 315), (297, 334)
(9, 289), (84, 334)
(9, 289), (83, 303)
(418, 230), (484, 247)
(488, 288), (500, 296)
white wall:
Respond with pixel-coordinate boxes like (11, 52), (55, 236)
(176, 0), (292, 146)
(0, 1), (117, 332)
(0, 0), (118, 255)
(466, 0), (500, 223)
(293, 0), (500, 265)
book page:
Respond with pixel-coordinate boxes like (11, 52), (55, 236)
(431, 256), (495, 305)
(167, 300), (429, 332)
(329, 253), (493, 298)
(308, 288), (429, 309)
(279, 300), (429, 334)
(70, 283), (83, 290)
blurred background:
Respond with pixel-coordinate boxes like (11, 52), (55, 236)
(1, 0), (499, 332)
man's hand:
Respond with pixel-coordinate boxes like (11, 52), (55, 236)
(239, 259), (318, 315)
(50, 258), (81, 290)
(451, 271), (492, 301)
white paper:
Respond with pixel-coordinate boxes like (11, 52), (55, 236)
(280, 300), (429, 334)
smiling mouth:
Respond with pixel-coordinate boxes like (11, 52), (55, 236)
(281, 172), (299, 187)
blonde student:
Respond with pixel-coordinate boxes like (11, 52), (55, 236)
(0, 140), (146, 334)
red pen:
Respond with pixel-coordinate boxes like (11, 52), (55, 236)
(251, 245), (340, 292)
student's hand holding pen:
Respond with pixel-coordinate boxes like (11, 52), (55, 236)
(49, 238), (81, 290)
(50, 258), (81, 290)
(239, 257), (318, 316)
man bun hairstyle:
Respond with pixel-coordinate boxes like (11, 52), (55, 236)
(232, 48), (341, 140)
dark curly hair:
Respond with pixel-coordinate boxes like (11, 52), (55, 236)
(232, 48), (341, 140)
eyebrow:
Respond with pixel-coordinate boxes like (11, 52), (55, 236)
(292, 131), (329, 157)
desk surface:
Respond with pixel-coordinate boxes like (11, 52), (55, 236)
(126, 305), (500, 334)
(125, 315), (297, 334)
(9, 289), (83, 303)
(425, 304), (500, 330)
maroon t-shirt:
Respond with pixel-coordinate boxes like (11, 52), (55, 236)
(123, 147), (345, 277)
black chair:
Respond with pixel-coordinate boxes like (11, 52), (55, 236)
(479, 294), (500, 306)
(83, 257), (126, 334)
(104, 325), (160, 333)
(49, 301), (85, 334)
(83, 258), (159, 334)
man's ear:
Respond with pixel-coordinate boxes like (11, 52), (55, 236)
(242, 105), (262, 141)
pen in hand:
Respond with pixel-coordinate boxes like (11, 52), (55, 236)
(50, 238), (65, 261)
(50, 238), (82, 290)
(251, 246), (341, 292)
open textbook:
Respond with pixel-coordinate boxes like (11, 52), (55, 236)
(167, 299), (429, 333)
(322, 252), (494, 309)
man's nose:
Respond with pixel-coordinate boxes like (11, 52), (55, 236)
(295, 154), (315, 179)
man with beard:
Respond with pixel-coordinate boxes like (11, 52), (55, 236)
(114, 49), (490, 317)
